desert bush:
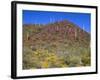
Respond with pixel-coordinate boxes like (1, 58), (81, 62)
(63, 55), (82, 67)
(23, 48), (68, 69)
(78, 47), (90, 66)
(23, 45), (91, 69)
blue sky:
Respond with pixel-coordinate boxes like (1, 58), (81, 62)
(23, 10), (91, 33)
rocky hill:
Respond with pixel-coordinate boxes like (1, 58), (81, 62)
(23, 20), (91, 69)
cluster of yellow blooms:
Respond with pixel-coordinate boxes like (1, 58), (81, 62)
(33, 49), (68, 68)
(23, 48), (90, 69)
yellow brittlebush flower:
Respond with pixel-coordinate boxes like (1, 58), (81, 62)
(41, 61), (49, 68)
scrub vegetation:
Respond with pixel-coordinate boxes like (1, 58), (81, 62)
(23, 20), (91, 69)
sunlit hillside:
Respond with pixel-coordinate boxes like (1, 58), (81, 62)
(23, 20), (91, 69)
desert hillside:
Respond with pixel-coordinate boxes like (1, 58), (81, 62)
(23, 20), (91, 69)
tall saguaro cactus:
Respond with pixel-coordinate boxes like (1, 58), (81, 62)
(75, 28), (77, 40)
(26, 31), (30, 40)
